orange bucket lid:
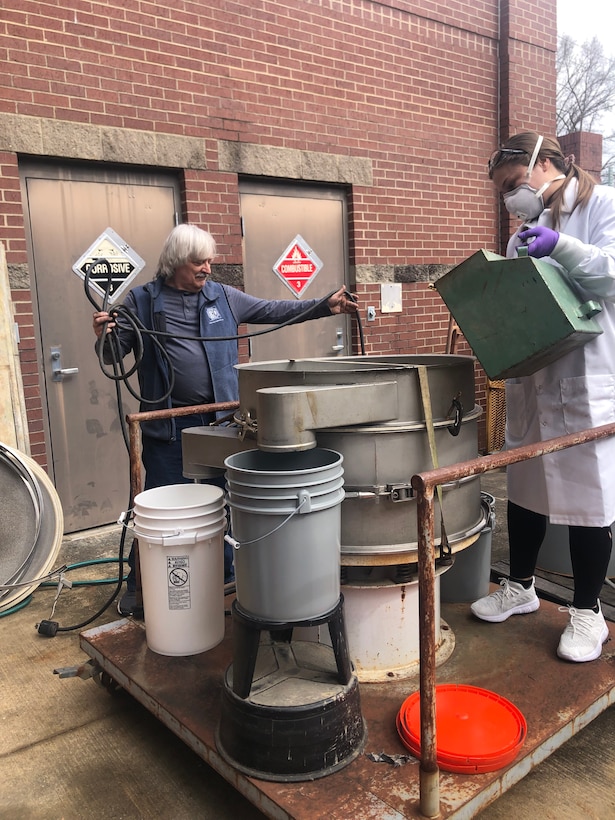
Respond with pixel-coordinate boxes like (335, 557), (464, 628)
(396, 684), (527, 773)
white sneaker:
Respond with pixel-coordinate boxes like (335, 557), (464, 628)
(557, 602), (609, 663)
(471, 577), (539, 623)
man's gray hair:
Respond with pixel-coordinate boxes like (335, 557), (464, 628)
(156, 223), (217, 279)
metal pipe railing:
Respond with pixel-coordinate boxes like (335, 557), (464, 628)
(411, 420), (615, 818)
(126, 401), (240, 497)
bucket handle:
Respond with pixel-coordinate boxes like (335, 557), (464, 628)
(224, 489), (309, 551)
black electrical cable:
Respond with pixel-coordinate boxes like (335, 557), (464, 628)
(345, 290), (365, 355)
(85, 258), (365, 408)
(36, 494), (132, 635)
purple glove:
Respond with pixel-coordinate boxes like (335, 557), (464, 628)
(518, 226), (559, 258)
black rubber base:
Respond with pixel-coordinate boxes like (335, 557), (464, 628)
(215, 640), (367, 781)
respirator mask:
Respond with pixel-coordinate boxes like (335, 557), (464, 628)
(502, 135), (564, 221)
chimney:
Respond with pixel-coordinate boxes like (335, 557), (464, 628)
(558, 132), (603, 181)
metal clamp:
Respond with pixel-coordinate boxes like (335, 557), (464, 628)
(234, 411), (258, 441)
(388, 483), (414, 502)
(446, 394), (463, 437)
(579, 300), (602, 320)
(53, 659), (101, 681)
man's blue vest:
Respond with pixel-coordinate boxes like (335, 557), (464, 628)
(130, 278), (239, 441)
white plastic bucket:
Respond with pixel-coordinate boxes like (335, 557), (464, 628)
(224, 449), (344, 622)
(130, 512), (227, 544)
(133, 484), (226, 656)
(133, 511), (227, 538)
(135, 506), (225, 525)
(134, 483), (225, 518)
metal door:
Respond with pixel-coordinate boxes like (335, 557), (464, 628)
(20, 162), (180, 532)
(239, 181), (350, 361)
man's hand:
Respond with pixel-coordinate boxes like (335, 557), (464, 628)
(518, 226), (559, 258)
(92, 311), (115, 340)
(327, 285), (358, 314)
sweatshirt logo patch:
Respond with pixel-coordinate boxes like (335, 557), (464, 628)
(206, 306), (223, 323)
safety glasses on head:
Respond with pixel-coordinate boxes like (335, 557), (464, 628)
(488, 148), (527, 174)
(488, 135), (544, 176)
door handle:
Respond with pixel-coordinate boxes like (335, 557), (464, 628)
(331, 327), (345, 353)
(51, 346), (79, 382)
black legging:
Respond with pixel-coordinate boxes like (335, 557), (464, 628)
(508, 501), (612, 609)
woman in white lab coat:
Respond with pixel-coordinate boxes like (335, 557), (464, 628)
(471, 131), (615, 662)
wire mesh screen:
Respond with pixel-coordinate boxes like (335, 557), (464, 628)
(486, 379), (506, 453)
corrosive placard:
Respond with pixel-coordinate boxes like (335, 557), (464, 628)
(72, 227), (145, 304)
(273, 234), (323, 297)
(167, 555), (191, 610)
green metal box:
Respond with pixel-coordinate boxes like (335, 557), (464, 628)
(435, 249), (603, 380)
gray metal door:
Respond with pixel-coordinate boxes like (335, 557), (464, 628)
(239, 181), (350, 361)
(20, 162), (180, 532)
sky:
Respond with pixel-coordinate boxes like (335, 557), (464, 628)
(557, 0), (612, 53)
(557, 0), (615, 141)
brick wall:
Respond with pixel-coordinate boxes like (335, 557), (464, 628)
(0, 0), (558, 463)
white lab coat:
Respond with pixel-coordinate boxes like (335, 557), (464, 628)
(505, 180), (615, 526)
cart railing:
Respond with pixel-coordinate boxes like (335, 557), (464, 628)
(126, 402), (240, 498)
(411, 421), (615, 818)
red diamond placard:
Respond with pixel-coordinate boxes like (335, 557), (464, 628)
(273, 235), (324, 297)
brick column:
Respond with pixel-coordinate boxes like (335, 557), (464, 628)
(558, 131), (603, 181)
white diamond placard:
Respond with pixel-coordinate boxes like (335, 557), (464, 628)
(73, 228), (145, 304)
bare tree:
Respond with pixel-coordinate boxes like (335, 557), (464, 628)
(557, 35), (615, 181)
(557, 36), (615, 132)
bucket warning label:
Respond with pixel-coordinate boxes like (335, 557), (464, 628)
(167, 555), (191, 610)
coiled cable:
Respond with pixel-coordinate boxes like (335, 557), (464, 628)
(85, 259), (365, 418)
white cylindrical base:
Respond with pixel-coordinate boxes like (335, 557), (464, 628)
(340, 567), (455, 682)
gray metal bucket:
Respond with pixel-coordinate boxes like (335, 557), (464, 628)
(537, 521), (615, 578)
(439, 493), (495, 603)
(224, 448), (344, 622)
